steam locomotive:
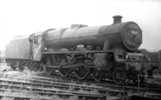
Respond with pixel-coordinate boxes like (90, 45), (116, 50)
(5, 16), (161, 85)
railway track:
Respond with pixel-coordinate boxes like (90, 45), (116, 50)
(0, 71), (161, 100)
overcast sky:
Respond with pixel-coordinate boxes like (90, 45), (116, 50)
(0, 0), (161, 51)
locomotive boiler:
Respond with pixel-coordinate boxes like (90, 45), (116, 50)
(42, 16), (142, 51)
(5, 15), (146, 84)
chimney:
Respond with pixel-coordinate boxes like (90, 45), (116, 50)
(113, 15), (122, 24)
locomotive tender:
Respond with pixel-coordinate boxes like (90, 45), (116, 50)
(5, 15), (160, 84)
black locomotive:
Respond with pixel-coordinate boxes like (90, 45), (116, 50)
(5, 16), (161, 85)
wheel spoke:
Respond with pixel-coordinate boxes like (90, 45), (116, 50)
(75, 66), (90, 80)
